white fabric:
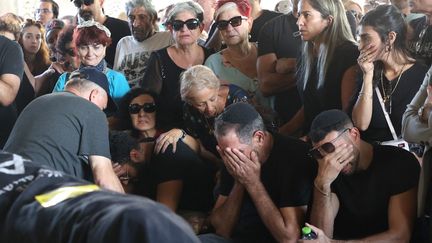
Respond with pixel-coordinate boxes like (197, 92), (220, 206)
(113, 32), (174, 86)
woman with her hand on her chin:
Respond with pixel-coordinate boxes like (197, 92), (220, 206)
(352, 5), (429, 143)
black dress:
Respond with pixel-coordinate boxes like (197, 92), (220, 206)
(140, 46), (213, 130)
(297, 41), (359, 134)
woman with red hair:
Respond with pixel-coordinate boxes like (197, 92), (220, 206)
(53, 21), (130, 109)
(204, 0), (272, 109)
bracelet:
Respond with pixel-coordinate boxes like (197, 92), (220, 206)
(358, 92), (372, 100)
(179, 129), (186, 141)
(314, 181), (330, 197)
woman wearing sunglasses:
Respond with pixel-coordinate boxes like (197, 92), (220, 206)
(205, 0), (272, 109)
(114, 87), (215, 233)
(52, 21), (130, 109)
(140, 1), (213, 131)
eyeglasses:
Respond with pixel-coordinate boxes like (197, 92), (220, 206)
(309, 128), (350, 160)
(216, 16), (248, 31)
(170, 18), (200, 31)
(128, 103), (156, 114)
(35, 8), (52, 14)
(73, 0), (94, 8)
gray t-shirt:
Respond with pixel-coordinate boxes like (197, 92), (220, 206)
(4, 92), (110, 181)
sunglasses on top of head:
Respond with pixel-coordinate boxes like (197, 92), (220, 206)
(170, 18), (200, 31)
(128, 103), (156, 114)
(73, 0), (94, 8)
(216, 16), (248, 31)
(309, 128), (350, 160)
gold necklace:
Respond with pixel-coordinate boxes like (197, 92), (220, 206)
(380, 64), (406, 114)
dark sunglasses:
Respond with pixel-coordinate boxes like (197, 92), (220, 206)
(170, 18), (200, 31)
(216, 16), (248, 31)
(309, 128), (350, 160)
(128, 103), (156, 114)
(73, 0), (94, 8)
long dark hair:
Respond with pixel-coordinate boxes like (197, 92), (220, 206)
(359, 5), (414, 84)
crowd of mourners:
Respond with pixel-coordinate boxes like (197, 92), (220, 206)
(0, 0), (432, 242)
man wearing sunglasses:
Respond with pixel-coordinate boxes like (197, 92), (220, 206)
(114, 0), (173, 87)
(201, 103), (316, 243)
(4, 68), (124, 193)
(71, 0), (130, 68)
(306, 109), (419, 242)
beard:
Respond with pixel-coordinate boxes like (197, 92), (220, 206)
(79, 9), (94, 22)
(132, 26), (153, 42)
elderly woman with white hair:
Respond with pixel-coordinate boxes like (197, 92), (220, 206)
(140, 1), (213, 131)
(154, 65), (249, 162)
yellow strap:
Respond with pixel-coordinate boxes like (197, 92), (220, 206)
(35, 184), (100, 208)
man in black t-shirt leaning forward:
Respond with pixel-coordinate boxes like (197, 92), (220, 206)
(304, 109), (419, 242)
(199, 102), (316, 243)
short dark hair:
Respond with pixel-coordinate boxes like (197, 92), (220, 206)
(309, 109), (353, 143)
(41, 0), (59, 18)
(109, 131), (140, 164)
(56, 24), (75, 54)
(214, 103), (265, 144)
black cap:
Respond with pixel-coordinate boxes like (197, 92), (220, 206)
(70, 67), (117, 112)
(310, 109), (350, 131)
(220, 102), (259, 124)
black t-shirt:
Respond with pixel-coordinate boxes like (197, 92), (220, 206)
(0, 36), (24, 149)
(297, 41), (359, 134)
(148, 141), (216, 212)
(103, 16), (131, 68)
(352, 62), (428, 142)
(4, 92), (110, 181)
(140, 46), (213, 130)
(250, 10), (281, 43)
(218, 134), (317, 242)
(331, 145), (420, 240)
(0, 151), (200, 243)
(257, 13), (302, 123)
(408, 16), (432, 66)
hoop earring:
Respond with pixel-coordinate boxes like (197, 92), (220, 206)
(248, 33), (251, 40)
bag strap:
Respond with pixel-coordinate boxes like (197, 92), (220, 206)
(375, 87), (398, 140)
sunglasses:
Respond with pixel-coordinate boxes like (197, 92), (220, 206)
(128, 103), (156, 114)
(73, 0), (94, 8)
(216, 16), (248, 31)
(309, 128), (350, 160)
(170, 18), (200, 31)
